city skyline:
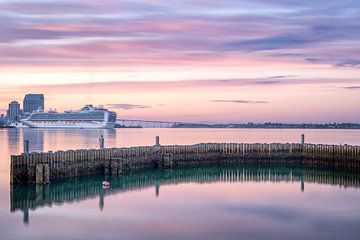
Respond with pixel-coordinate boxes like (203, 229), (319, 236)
(1, 0), (359, 123)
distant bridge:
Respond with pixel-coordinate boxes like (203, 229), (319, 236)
(116, 119), (189, 128)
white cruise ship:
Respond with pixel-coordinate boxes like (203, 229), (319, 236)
(20, 105), (117, 129)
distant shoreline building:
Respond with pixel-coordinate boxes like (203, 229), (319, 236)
(0, 114), (6, 126)
(23, 94), (44, 113)
(7, 101), (20, 121)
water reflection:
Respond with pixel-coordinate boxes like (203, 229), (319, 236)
(2, 129), (360, 240)
(11, 164), (360, 225)
(5, 129), (45, 153)
(5, 128), (116, 154)
(23, 129), (44, 152)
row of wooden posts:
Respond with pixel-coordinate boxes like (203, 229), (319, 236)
(11, 134), (360, 185)
(21, 134), (301, 154)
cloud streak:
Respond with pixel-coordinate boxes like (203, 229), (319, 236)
(105, 104), (151, 110)
(12, 78), (359, 96)
(254, 80), (281, 85)
(220, 35), (315, 51)
(343, 86), (360, 90)
(211, 100), (269, 104)
(336, 60), (360, 68)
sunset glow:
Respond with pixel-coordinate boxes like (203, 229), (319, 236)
(1, 0), (359, 122)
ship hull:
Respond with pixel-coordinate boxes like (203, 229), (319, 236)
(20, 121), (115, 129)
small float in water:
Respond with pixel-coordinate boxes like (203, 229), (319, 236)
(102, 181), (110, 189)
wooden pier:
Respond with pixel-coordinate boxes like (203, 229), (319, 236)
(10, 139), (360, 185)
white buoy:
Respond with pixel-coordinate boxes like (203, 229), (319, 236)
(102, 181), (110, 189)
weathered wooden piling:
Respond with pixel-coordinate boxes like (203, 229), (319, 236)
(23, 140), (29, 154)
(10, 142), (360, 185)
(301, 134), (305, 144)
(35, 164), (43, 185)
(99, 135), (105, 149)
(43, 164), (50, 184)
(155, 136), (160, 146)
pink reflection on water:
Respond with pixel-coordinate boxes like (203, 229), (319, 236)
(7, 181), (359, 240)
(1, 128), (360, 185)
(0, 126), (359, 240)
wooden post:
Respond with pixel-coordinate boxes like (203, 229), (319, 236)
(43, 164), (50, 184)
(23, 140), (29, 154)
(155, 136), (160, 146)
(301, 134), (305, 145)
(36, 163), (44, 185)
(10, 156), (15, 185)
(99, 135), (105, 149)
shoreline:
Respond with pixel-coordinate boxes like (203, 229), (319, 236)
(1, 126), (360, 130)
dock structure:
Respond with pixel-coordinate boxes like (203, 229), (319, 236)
(10, 140), (360, 185)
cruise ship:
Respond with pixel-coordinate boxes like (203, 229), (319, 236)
(20, 105), (117, 129)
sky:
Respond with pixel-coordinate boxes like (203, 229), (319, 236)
(0, 0), (359, 123)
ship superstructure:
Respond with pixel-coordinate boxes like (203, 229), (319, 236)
(20, 105), (117, 129)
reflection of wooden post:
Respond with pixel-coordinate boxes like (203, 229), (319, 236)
(301, 134), (305, 145)
(23, 208), (29, 225)
(99, 135), (105, 149)
(99, 190), (104, 211)
(301, 175), (305, 192)
(23, 140), (29, 154)
(155, 183), (160, 198)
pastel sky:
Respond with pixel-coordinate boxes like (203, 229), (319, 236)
(0, 0), (359, 123)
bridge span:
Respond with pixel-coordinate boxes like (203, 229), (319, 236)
(116, 119), (188, 128)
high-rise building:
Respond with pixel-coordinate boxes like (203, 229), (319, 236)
(23, 94), (44, 113)
(0, 114), (5, 126)
(7, 101), (21, 121)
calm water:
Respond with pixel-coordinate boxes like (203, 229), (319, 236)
(1, 128), (360, 240)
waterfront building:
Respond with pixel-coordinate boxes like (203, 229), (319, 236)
(7, 101), (20, 121)
(23, 94), (44, 113)
(0, 114), (6, 126)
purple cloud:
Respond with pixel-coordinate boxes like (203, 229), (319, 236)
(211, 100), (269, 104)
(220, 35), (316, 51)
(0, 0), (359, 69)
(268, 75), (297, 79)
(336, 60), (360, 68)
(105, 104), (151, 110)
(343, 86), (360, 90)
(254, 81), (281, 85)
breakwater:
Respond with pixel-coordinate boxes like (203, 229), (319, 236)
(10, 141), (360, 185)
